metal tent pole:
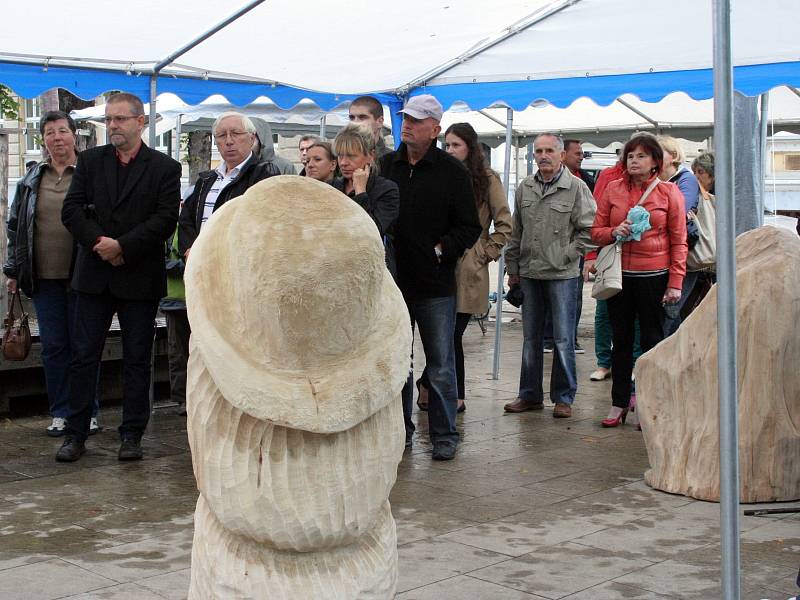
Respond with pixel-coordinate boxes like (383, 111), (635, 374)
(175, 113), (183, 162)
(713, 1), (741, 598)
(492, 108), (514, 380)
(759, 92), (769, 223)
(149, 75), (158, 152)
(320, 115), (327, 139)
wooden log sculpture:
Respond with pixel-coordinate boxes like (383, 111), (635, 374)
(184, 176), (411, 598)
(637, 226), (800, 502)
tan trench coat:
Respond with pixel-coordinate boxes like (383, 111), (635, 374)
(455, 172), (513, 314)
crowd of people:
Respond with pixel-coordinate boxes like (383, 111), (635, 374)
(4, 90), (721, 463)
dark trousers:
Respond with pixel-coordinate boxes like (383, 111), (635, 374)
(65, 289), (158, 443)
(401, 296), (459, 445)
(606, 273), (668, 408)
(31, 279), (100, 418)
(165, 309), (191, 405)
(663, 270), (699, 337)
(544, 257), (584, 344)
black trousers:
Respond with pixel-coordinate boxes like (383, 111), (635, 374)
(65, 289), (158, 442)
(453, 312), (472, 399)
(606, 273), (668, 409)
(165, 309), (191, 405)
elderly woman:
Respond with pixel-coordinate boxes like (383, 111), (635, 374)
(304, 141), (338, 185)
(591, 134), (687, 427)
(416, 123), (512, 413)
(658, 135), (701, 336)
(3, 111), (101, 436)
(692, 152), (715, 194)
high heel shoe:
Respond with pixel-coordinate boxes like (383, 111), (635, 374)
(601, 408), (628, 428)
(416, 379), (428, 411)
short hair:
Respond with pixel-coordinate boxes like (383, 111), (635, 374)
(691, 152), (715, 179)
(213, 111), (256, 135)
(39, 110), (77, 137)
(299, 134), (321, 145)
(308, 141), (336, 162)
(349, 96), (384, 120)
(657, 135), (684, 168)
(622, 134), (664, 177)
(333, 123), (376, 159)
(563, 138), (582, 152)
(533, 132), (564, 152)
(107, 92), (144, 116)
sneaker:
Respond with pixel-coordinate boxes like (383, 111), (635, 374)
(590, 367), (611, 381)
(432, 440), (458, 461)
(46, 417), (67, 437)
(574, 341), (585, 354)
(55, 437), (85, 462)
(89, 418), (101, 435)
(118, 437), (143, 461)
(543, 341), (554, 353)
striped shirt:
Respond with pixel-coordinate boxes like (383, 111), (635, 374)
(201, 153), (251, 224)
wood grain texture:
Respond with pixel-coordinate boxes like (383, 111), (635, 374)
(637, 226), (800, 502)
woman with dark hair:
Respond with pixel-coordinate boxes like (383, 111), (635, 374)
(591, 134), (687, 427)
(304, 141), (338, 185)
(3, 111), (101, 436)
(416, 122), (512, 413)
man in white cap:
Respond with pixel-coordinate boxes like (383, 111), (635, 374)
(379, 94), (481, 461)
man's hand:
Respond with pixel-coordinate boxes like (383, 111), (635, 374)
(582, 259), (596, 282)
(434, 243), (443, 263)
(508, 274), (520, 285)
(353, 164), (370, 195)
(6, 278), (17, 294)
(662, 287), (681, 305)
(93, 236), (123, 263)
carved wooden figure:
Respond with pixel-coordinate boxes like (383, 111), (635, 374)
(637, 226), (800, 502)
(184, 176), (411, 598)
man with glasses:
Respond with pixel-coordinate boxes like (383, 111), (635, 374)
(57, 93), (181, 462)
(178, 111), (281, 258)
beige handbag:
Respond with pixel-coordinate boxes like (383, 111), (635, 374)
(687, 190), (716, 271)
(592, 178), (660, 300)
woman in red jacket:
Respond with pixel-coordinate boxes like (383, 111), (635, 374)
(591, 134), (687, 427)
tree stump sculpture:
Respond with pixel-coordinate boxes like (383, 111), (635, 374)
(637, 226), (800, 502)
(184, 176), (411, 598)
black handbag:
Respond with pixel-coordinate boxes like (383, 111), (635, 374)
(505, 283), (524, 308)
(2, 291), (32, 361)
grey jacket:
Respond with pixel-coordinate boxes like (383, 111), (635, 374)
(251, 117), (296, 175)
(505, 168), (596, 280)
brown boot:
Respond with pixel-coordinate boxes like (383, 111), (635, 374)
(553, 403), (573, 418)
(504, 397), (544, 413)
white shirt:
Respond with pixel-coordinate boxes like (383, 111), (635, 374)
(201, 153), (252, 225)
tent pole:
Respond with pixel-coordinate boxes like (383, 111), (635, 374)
(492, 108), (513, 380)
(713, 1), (741, 599)
(175, 113), (182, 162)
(319, 115), (327, 139)
(759, 92), (769, 222)
(149, 75), (157, 152)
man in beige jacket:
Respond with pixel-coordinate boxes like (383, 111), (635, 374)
(504, 133), (596, 418)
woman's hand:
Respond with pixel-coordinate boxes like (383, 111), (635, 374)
(662, 287), (681, 304)
(612, 219), (633, 239)
(6, 278), (17, 294)
(353, 164), (370, 195)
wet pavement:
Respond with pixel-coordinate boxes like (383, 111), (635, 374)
(0, 295), (798, 599)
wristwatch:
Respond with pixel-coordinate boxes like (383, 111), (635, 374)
(434, 246), (443, 261)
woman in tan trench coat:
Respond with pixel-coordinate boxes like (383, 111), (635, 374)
(417, 123), (512, 413)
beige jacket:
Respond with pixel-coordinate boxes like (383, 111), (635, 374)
(455, 172), (512, 314)
(505, 168), (596, 280)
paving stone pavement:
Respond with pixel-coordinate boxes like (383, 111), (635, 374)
(0, 294), (798, 599)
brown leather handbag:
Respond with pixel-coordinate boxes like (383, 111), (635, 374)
(2, 291), (32, 361)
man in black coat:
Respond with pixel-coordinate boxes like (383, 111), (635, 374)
(379, 95), (481, 461)
(57, 92), (181, 462)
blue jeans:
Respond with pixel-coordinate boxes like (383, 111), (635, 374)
(400, 296), (459, 445)
(31, 279), (99, 418)
(519, 277), (578, 405)
(65, 290), (157, 443)
(545, 258), (583, 344)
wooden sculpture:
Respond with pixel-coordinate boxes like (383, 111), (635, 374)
(637, 226), (800, 502)
(184, 176), (411, 598)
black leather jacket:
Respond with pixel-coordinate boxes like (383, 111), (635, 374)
(178, 153), (280, 256)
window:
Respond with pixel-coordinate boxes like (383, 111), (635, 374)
(784, 154), (800, 171)
(24, 98), (41, 153)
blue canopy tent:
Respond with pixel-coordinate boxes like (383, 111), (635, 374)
(2, 1), (799, 596)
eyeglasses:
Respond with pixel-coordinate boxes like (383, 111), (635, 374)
(103, 115), (140, 125)
(214, 130), (250, 142)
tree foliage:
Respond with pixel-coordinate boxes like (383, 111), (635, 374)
(0, 84), (20, 121)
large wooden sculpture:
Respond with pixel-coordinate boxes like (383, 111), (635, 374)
(637, 226), (800, 502)
(184, 176), (411, 599)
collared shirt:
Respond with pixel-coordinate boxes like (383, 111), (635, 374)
(201, 153), (252, 224)
(534, 164), (565, 196)
(115, 141), (142, 166)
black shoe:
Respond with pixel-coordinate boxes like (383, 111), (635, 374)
(574, 341), (585, 354)
(543, 342), (554, 353)
(405, 431), (413, 450)
(432, 440), (458, 461)
(118, 437), (143, 461)
(56, 437), (86, 462)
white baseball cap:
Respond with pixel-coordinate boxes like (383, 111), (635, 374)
(398, 94), (443, 122)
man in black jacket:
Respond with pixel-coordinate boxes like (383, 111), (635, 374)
(178, 112), (281, 257)
(379, 95), (481, 461)
(58, 93), (181, 462)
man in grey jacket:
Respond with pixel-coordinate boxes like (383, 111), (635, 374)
(503, 133), (596, 418)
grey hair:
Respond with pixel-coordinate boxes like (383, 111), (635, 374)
(691, 152), (715, 178)
(213, 112), (256, 135)
(533, 132), (564, 151)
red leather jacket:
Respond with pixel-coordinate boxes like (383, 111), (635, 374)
(591, 176), (688, 290)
